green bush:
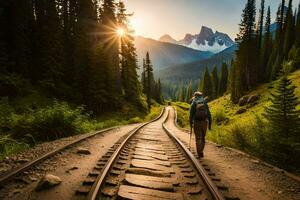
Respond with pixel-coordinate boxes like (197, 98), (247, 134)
(229, 124), (249, 151)
(0, 134), (29, 159)
(128, 117), (143, 124)
(8, 101), (94, 142)
(213, 108), (229, 125)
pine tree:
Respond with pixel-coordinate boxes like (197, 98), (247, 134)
(6, 0), (34, 78)
(287, 3), (300, 70)
(144, 52), (154, 110)
(230, 62), (244, 103)
(117, 2), (141, 105)
(71, 0), (98, 103)
(234, 0), (257, 95)
(283, 0), (295, 58)
(257, 0), (265, 50)
(141, 59), (147, 93)
(31, 0), (68, 97)
(231, 0), (257, 102)
(265, 71), (300, 137)
(211, 66), (219, 99)
(262, 7), (272, 82)
(100, 0), (120, 105)
(264, 71), (300, 166)
(295, 3), (300, 48)
(0, 1), (9, 74)
(186, 81), (193, 103)
(201, 68), (213, 100)
(156, 79), (163, 103)
(61, 0), (76, 94)
(271, 0), (287, 80)
(257, 0), (266, 82)
(218, 63), (229, 96)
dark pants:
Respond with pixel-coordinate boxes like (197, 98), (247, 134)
(194, 120), (208, 156)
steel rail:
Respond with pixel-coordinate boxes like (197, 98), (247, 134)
(162, 109), (225, 200)
(0, 126), (122, 185)
(86, 107), (166, 200)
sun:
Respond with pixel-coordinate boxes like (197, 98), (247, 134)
(116, 27), (125, 37)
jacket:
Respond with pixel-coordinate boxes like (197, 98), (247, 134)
(189, 96), (212, 124)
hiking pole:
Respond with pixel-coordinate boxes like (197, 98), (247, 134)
(189, 125), (193, 150)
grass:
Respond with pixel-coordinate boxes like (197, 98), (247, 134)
(0, 97), (163, 160)
(174, 69), (300, 173)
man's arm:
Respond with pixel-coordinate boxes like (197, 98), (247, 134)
(189, 102), (195, 125)
(205, 101), (212, 130)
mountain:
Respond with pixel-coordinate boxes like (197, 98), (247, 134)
(159, 34), (177, 44)
(134, 36), (213, 72)
(159, 26), (235, 54)
(157, 44), (237, 82)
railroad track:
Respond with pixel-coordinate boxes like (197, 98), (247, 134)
(0, 126), (122, 185)
(84, 107), (224, 200)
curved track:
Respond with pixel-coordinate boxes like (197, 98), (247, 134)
(87, 107), (224, 200)
(0, 126), (119, 185)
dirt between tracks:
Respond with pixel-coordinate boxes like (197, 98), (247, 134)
(165, 107), (300, 200)
(0, 123), (140, 200)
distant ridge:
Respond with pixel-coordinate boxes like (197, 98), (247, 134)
(159, 26), (235, 54)
(134, 36), (213, 72)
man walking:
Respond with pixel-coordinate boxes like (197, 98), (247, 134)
(189, 92), (212, 158)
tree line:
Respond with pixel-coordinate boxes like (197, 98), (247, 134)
(232, 0), (300, 167)
(0, 0), (162, 114)
(141, 52), (163, 110)
(175, 62), (229, 103)
(231, 0), (300, 103)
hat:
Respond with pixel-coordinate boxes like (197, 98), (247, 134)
(194, 91), (203, 97)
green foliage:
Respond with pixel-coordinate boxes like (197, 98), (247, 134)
(0, 134), (29, 159)
(7, 102), (94, 142)
(260, 6), (272, 82)
(142, 52), (163, 107)
(229, 124), (249, 151)
(176, 69), (300, 173)
(211, 66), (219, 99)
(172, 102), (191, 129)
(213, 108), (229, 125)
(0, 74), (31, 97)
(264, 73), (300, 137)
(201, 68), (213, 100)
(218, 63), (229, 96)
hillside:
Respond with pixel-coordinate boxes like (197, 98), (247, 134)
(173, 69), (300, 173)
(134, 36), (212, 72)
(158, 44), (237, 82)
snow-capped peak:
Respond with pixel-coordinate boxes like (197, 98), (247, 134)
(159, 26), (235, 54)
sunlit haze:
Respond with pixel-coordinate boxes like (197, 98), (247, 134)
(124, 0), (300, 40)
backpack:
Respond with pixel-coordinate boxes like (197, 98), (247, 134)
(195, 101), (208, 121)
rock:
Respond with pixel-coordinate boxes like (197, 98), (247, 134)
(287, 188), (296, 192)
(12, 189), (22, 194)
(30, 177), (38, 182)
(35, 174), (62, 191)
(69, 166), (79, 170)
(247, 94), (260, 104)
(216, 144), (223, 148)
(251, 159), (259, 164)
(76, 148), (91, 155)
(278, 190), (283, 194)
(236, 108), (247, 114)
(238, 96), (249, 106)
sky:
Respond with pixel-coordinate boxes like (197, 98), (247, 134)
(123, 0), (300, 40)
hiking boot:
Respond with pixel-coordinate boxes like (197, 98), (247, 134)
(199, 152), (204, 158)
